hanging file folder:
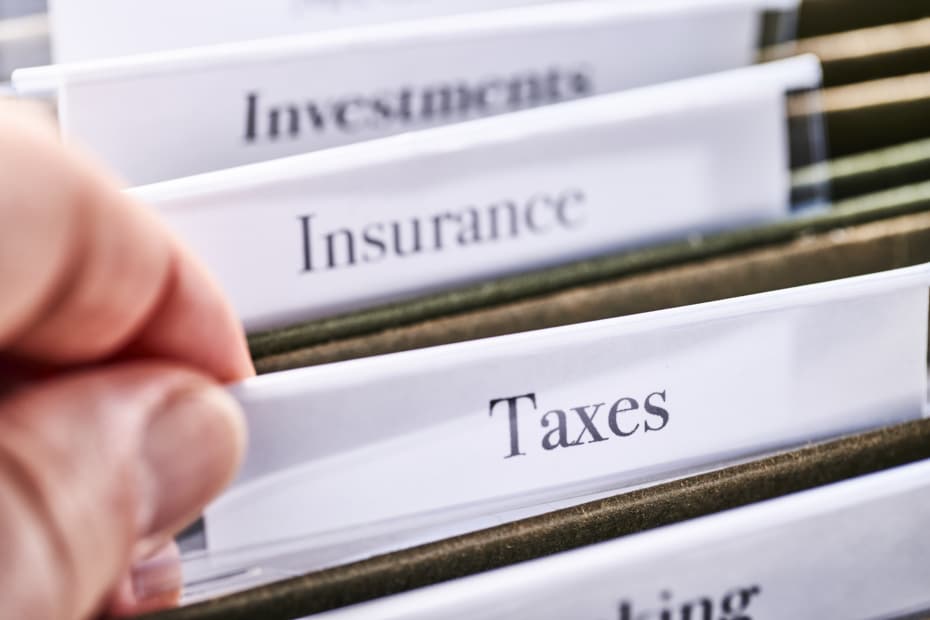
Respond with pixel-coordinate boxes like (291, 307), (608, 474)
(46, 0), (567, 62)
(311, 457), (930, 620)
(134, 56), (826, 331)
(178, 261), (930, 602)
(139, 418), (930, 617)
(46, 0), (799, 63)
(15, 0), (800, 184)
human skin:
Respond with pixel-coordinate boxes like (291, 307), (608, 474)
(0, 100), (254, 619)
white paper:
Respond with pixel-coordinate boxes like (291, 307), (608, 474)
(20, 0), (791, 184)
(47, 0), (798, 63)
(135, 57), (819, 331)
(313, 457), (930, 620)
(202, 263), (930, 556)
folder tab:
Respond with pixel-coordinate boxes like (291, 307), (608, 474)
(46, 0), (800, 63)
(135, 57), (824, 331)
(18, 0), (798, 184)
(199, 262), (930, 575)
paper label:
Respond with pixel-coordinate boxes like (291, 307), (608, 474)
(139, 57), (818, 331)
(312, 458), (930, 620)
(23, 1), (776, 184)
(202, 264), (930, 554)
(47, 0), (797, 63)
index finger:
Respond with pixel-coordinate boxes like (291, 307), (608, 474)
(0, 100), (254, 382)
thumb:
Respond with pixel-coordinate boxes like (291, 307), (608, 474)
(0, 363), (245, 620)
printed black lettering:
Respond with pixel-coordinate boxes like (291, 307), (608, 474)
(487, 200), (520, 240)
(491, 389), (670, 458)
(333, 98), (370, 131)
(456, 207), (483, 245)
(721, 585), (761, 620)
(569, 68), (594, 96)
(371, 97), (394, 122)
(391, 219), (423, 257)
(644, 391), (670, 432)
(420, 83), (471, 120)
(244, 91), (259, 142)
(509, 73), (545, 107)
(297, 187), (587, 276)
(679, 597), (712, 620)
(305, 102), (327, 131)
(488, 393), (537, 459)
(431, 212), (460, 250)
(556, 188), (586, 228)
(524, 194), (555, 234)
(361, 222), (387, 263)
(475, 79), (507, 112)
(268, 104), (301, 139)
(298, 213), (315, 273)
(325, 228), (356, 268)
(608, 397), (640, 437)
(617, 584), (761, 620)
(242, 66), (593, 144)
(571, 403), (608, 445)
(395, 88), (414, 121)
(541, 409), (575, 450)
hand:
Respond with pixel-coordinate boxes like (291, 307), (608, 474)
(0, 101), (254, 619)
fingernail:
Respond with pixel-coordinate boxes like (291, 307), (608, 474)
(110, 543), (183, 616)
(141, 384), (245, 539)
(132, 543), (183, 607)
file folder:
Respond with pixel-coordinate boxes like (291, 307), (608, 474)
(135, 261), (930, 616)
(135, 57), (825, 331)
(141, 417), (930, 620)
(248, 199), (930, 373)
(15, 0), (799, 185)
(311, 457), (930, 620)
(46, 0), (799, 64)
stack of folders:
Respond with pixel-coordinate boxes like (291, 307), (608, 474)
(4, 0), (930, 618)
